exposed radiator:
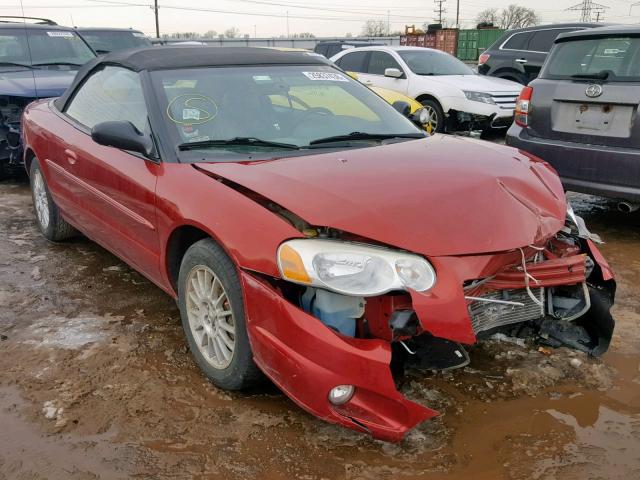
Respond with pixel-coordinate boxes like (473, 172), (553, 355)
(467, 288), (545, 335)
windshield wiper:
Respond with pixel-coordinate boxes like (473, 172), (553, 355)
(31, 61), (84, 67)
(178, 137), (300, 151)
(570, 70), (610, 80)
(309, 131), (425, 147)
(0, 61), (34, 69)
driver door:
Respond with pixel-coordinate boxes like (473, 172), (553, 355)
(57, 66), (162, 281)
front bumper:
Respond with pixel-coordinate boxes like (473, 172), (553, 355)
(241, 272), (437, 442)
(241, 237), (614, 441)
(507, 124), (640, 202)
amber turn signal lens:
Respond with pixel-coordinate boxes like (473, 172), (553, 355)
(278, 244), (312, 284)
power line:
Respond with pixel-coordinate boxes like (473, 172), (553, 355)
(566, 0), (609, 22)
(434, 0), (446, 24)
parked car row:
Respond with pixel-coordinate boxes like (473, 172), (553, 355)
(20, 45), (616, 441)
(0, 16), (150, 176)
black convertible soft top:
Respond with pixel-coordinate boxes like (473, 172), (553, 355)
(55, 46), (330, 109)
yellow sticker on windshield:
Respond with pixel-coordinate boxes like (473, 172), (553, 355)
(167, 94), (218, 125)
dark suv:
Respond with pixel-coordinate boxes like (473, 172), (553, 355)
(506, 25), (640, 207)
(75, 27), (152, 54)
(478, 23), (602, 84)
(0, 16), (95, 176)
(314, 40), (383, 58)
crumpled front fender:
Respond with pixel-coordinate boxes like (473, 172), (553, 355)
(240, 272), (437, 442)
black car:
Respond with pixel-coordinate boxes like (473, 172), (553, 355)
(478, 23), (603, 84)
(76, 27), (152, 54)
(0, 16), (95, 177)
(314, 40), (384, 58)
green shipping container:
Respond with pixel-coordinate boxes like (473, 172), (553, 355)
(457, 28), (504, 61)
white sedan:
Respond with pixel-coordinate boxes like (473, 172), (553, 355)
(330, 46), (523, 133)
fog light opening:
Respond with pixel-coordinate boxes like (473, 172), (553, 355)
(328, 385), (355, 405)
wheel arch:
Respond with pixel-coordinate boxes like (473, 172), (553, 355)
(24, 148), (36, 176)
(415, 93), (447, 112)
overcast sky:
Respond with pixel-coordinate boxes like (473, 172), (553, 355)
(2, 0), (638, 37)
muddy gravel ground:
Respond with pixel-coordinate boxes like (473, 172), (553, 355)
(1, 178), (639, 480)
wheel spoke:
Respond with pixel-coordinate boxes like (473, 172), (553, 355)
(218, 330), (234, 351)
(215, 334), (231, 360)
(218, 319), (235, 333)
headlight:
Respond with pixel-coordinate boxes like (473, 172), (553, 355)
(277, 239), (436, 296)
(463, 91), (495, 104)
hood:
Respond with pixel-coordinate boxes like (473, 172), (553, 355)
(429, 74), (523, 94)
(0, 69), (77, 98)
(195, 136), (566, 257)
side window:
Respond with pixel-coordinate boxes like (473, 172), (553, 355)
(65, 66), (148, 132)
(314, 44), (328, 56)
(336, 51), (368, 73)
(502, 32), (533, 51)
(529, 29), (574, 53)
(367, 51), (403, 75)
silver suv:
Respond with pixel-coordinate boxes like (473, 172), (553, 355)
(506, 26), (640, 209)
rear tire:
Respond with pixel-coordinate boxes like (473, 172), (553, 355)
(178, 238), (262, 390)
(419, 98), (445, 133)
(29, 158), (76, 242)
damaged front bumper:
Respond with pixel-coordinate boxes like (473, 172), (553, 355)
(241, 272), (437, 441)
(242, 225), (615, 442)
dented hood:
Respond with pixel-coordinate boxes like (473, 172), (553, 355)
(194, 135), (566, 256)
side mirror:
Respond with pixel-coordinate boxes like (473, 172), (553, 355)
(384, 67), (403, 78)
(392, 100), (411, 117)
(91, 121), (154, 157)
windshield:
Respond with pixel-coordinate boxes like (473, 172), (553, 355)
(80, 30), (152, 53)
(0, 28), (95, 69)
(398, 50), (474, 76)
(151, 64), (421, 157)
(542, 36), (640, 82)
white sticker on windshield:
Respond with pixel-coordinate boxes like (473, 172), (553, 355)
(47, 31), (74, 38)
(253, 75), (272, 82)
(132, 32), (147, 38)
(302, 71), (348, 82)
(183, 108), (201, 120)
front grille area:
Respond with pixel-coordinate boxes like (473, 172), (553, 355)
(468, 288), (545, 335)
(491, 94), (518, 110)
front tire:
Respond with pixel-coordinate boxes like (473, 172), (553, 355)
(29, 158), (76, 242)
(178, 238), (262, 390)
(419, 99), (445, 133)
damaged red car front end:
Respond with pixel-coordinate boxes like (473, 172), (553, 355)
(192, 138), (615, 441)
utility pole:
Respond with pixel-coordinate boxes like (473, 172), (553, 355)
(153, 0), (160, 38)
(434, 0), (446, 25)
(456, 0), (460, 27)
(566, 0), (608, 22)
(387, 10), (390, 36)
(254, 24), (257, 38)
(286, 11), (290, 38)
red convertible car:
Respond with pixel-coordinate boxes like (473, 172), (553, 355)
(22, 47), (615, 441)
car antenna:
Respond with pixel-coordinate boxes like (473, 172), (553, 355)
(18, 0), (39, 97)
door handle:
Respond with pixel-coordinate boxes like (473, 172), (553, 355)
(64, 149), (77, 165)
(515, 58), (528, 64)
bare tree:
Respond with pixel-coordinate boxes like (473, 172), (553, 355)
(476, 8), (499, 25)
(223, 27), (241, 38)
(203, 30), (217, 39)
(361, 20), (387, 37)
(292, 32), (315, 38)
(499, 5), (539, 29)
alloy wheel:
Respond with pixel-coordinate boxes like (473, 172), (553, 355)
(185, 265), (236, 369)
(32, 169), (50, 229)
